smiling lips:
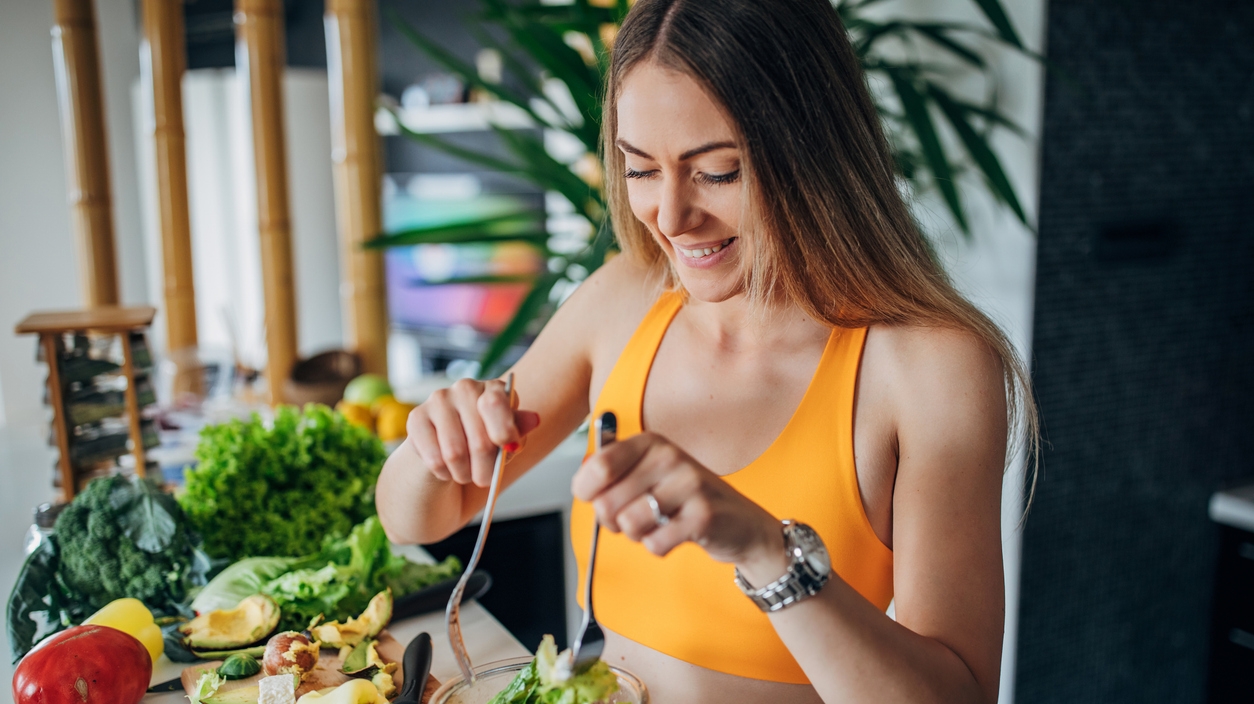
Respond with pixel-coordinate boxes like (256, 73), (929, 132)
(677, 237), (735, 260)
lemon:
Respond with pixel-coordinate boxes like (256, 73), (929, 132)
(336, 400), (375, 432)
(375, 400), (416, 441)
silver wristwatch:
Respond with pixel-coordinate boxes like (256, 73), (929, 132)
(734, 520), (831, 612)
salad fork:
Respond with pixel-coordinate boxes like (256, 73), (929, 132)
(446, 372), (514, 683)
(570, 410), (616, 674)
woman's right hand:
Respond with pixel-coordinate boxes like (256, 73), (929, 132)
(405, 377), (542, 487)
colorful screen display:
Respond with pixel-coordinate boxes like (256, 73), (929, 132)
(383, 175), (544, 334)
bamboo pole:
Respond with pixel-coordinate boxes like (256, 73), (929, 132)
(140, 0), (198, 354)
(51, 0), (120, 308)
(236, 0), (298, 404)
(326, 0), (389, 376)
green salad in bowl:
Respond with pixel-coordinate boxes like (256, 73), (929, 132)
(431, 635), (647, 704)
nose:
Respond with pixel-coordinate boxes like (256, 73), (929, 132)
(655, 176), (702, 239)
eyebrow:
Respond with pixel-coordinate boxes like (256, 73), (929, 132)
(615, 139), (738, 162)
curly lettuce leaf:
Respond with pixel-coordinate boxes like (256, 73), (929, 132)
(188, 670), (225, 704)
(179, 404), (386, 560)
(489, 635), (618, 704)
(193, 516), (461, 632)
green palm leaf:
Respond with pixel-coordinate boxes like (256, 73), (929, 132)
(969, 0), (1023, 48)
(365, 211), (548, 249)
(889, 69), (969, 234)
(929, 84), (1029, 227)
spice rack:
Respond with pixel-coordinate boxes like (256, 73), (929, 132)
(15, 307), (159, 500)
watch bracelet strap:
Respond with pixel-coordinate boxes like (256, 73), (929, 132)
(735, 564), (830, 612)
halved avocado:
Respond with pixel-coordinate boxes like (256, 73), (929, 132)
(341, 639), (383, 678)
(191, 644), (267, 660)
(371, 669), (397, 699)
(310, 590), (393, 649)
(181, 594), (280, 651)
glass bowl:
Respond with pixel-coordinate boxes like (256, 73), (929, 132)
(430, 657), (649, 704)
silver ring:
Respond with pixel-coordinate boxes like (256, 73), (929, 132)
(644, 491), (670, 527)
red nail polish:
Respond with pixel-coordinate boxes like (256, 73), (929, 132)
(504, 442), (520, 453)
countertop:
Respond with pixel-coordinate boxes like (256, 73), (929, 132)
(0, 422), (538, 698)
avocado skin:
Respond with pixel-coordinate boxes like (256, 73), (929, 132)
(191, 643), (267, 660)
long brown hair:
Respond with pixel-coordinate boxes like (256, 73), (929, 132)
(604, 0), (1039, 486)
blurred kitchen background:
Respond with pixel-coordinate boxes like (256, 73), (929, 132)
(0, 0), (1251, 701)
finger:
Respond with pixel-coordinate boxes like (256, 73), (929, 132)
(427, 392), (473, 484)
(640, 512), (695, 557)
(406, 411), (450, 482)
(515, 410), (541, 436)
(614, 492), (669, 542)
(571, 433), (654, 502)
(478, 379), (519, 447)
(592, 440), (685, 525)
(451, 382), (498, 488)
(641, 488), (711, 557)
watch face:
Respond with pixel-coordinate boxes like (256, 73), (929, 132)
(790, 524), (831, 576)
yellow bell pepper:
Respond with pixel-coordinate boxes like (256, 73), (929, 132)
(84, 597), (163, 662)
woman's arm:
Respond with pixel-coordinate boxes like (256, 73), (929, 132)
(376, 255), (657, 545)
(751, 326), (1008, 703)
(575, 325), (1008, 703)
(376, 314), (591, 545)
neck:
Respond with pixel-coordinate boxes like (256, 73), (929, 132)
(681, 291), (828, 353)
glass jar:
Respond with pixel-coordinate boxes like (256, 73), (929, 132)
(24, 502), (65, 555)
(430, 657), (648, 704)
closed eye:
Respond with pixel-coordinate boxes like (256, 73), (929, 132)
(624, 167), (658, 180)
(697, 169), (741, 186)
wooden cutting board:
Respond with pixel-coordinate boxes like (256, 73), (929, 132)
(180, 630), (440, 702)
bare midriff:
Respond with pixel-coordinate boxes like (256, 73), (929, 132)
(602, 630), (824, 704)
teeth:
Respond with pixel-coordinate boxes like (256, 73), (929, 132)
(679, 239), (732, 259)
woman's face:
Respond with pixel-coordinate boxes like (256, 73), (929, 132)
(616, 62), (746, 302)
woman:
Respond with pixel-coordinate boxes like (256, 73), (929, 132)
(377, 0), (1035, 701)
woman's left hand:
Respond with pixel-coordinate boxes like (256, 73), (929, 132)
(571, 431), (786, 572)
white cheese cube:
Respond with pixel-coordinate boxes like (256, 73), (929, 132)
(258, 674), (298, 704)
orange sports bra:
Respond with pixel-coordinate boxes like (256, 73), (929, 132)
(570, 290), (894, 684)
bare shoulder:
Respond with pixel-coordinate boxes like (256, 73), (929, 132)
(865, 324), (1007, 420)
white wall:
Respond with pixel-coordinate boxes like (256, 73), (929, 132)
(0, 0), (147, 427)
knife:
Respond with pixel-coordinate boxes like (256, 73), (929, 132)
(148, 677), (185, 693)
(393, 632), (433, 704)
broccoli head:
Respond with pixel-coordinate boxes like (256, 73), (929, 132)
(55, 474), (204, 612)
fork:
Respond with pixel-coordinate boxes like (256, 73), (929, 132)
(446, 372), (514, 683)
(570, 410), (616, 674)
